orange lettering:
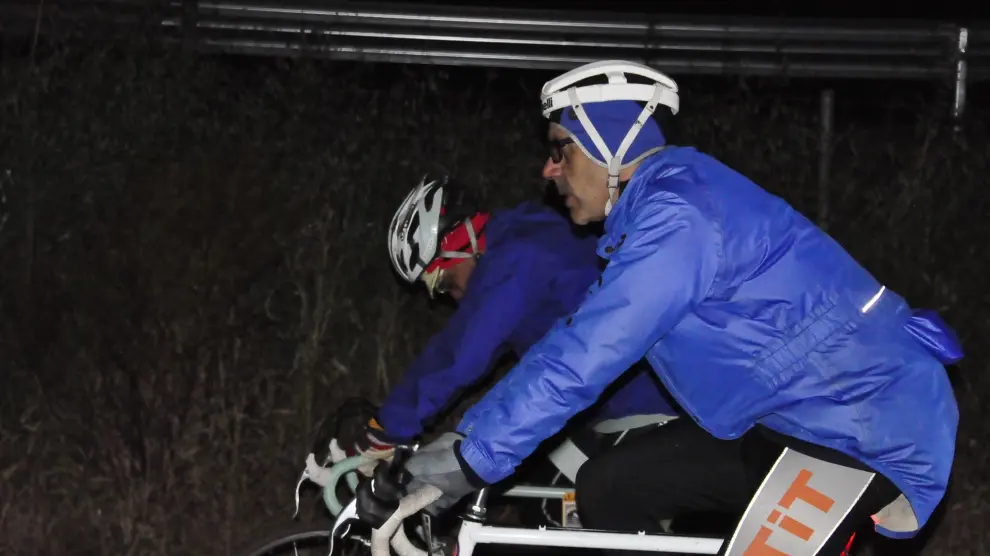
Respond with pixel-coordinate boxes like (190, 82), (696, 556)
(743, 468), (837, 553)
(778, 469), (834, 513)
(743, 527), (789, 556)
(779, 515), (814, 541)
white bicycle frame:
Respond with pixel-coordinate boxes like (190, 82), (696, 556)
(326, 475), (724, 556)
(427, 488), (723, 555)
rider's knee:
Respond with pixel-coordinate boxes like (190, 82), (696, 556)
(575, 455), (612, 520)
(575, 453), (607, 489)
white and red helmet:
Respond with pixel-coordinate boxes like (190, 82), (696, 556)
(387, 174), (489, 292)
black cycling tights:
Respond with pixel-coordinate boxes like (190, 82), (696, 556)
(576, 418), (901, 556)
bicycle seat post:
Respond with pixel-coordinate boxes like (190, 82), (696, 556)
(462, 488), (490, 523)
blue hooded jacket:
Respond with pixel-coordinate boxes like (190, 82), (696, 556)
(376, 200), (676, 443)
(457, 148), (962, 540)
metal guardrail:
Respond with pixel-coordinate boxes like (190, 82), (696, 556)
(172, 1), (989, 120)
(1, 1), (987, 115)
(159, 2), (985, 78)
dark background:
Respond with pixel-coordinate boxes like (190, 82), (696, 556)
(0, 2), (986, 555)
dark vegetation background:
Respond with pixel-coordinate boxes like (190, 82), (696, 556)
(0, 8), (987, 556)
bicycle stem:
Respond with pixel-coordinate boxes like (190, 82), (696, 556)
(463, 488), (490, 522)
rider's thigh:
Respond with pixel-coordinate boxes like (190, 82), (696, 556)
(717, 471), (899, 556)
(575, 418), (750, 533)
(720, 429), (903, 556)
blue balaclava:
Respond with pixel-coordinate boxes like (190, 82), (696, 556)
(557, 99), (667, 170)
(555, 99), (668, 216)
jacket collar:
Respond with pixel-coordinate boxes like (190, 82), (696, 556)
(596, 150), (671, 260)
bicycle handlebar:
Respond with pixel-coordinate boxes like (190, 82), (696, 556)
(323, 447), (413, 516)
(321, 453), (372, 516)
(324, 454), (443, 556)
(371, 484), (444, 556)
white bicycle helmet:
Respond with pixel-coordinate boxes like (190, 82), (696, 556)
(387, 174), (488, 292)
(540, 60), (680, 215)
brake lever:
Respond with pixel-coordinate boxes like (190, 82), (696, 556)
(292, 467), (310, 519)
(293, 452), (337, 519)
(329, 498), (360, 555)
(420, 512), (436, 555)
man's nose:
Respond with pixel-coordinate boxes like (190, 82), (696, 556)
(542, 157), (562, 180)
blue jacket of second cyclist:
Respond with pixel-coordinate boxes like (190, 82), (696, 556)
(376, 200), (677, 443)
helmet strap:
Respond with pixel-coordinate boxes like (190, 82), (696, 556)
(437, 217), (483, 261)
(422, 217), (483, 298)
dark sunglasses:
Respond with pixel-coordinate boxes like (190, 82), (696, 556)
(547, 137), (574, 164)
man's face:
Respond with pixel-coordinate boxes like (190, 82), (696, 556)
(542, 123), (610, 225)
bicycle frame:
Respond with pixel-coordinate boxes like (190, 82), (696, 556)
(453, 520), (722, 554)
(445, 489), (724, 556)
(322, 455), (725, 556)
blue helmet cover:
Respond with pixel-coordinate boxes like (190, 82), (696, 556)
(557, 99), (667, 168)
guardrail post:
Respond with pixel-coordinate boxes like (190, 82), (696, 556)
(817, 89), (834, 232)
(952, 27), (969, 129)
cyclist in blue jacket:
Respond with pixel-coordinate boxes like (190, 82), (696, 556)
(334, 173), (676, 470)
(362, 61), (964, 555)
